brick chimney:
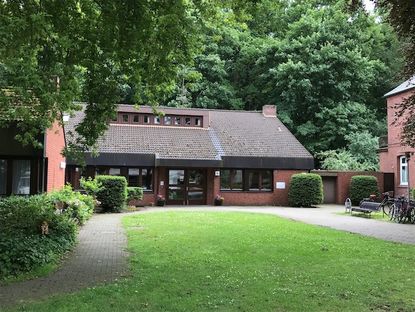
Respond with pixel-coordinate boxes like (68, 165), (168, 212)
(262, 105), (277, 117)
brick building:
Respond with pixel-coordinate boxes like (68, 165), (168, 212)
(0, 120), (66, 196)
(65, 104), (314, 206)
(379, 76), (415, 196)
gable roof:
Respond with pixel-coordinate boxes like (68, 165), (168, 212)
(65, 105), (314, 169)
(384, 76), (415, 98)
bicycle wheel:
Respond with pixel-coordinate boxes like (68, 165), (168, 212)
(410, 207), (415, 224)
(382, 203), (392, 217)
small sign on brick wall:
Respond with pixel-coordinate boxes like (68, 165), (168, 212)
(276, 182), (285, 189)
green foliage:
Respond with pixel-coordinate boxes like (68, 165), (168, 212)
(288, 173), (323, 207)
(48, 185), (94, 225)
(96, 175), (128, 212)
(127, 187), (144, 203)
(80, 177), (102, 197)
(349, 175), (379, 205)
(319, 131), (379, 171)
(0, 195), (77, 279)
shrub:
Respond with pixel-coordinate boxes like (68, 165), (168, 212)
(0, 195), (77, 279)
(349, 175), (379, 205)
(288, 173), (323, 207)
(127, 187), (144, 202)
(96, 175), (128, 212)
(80, 177), (102, 197)
(48, 185), (94, 225)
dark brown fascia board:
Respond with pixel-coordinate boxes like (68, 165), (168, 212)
(222, 156), (314, 170)
(68, 153), (314, 170)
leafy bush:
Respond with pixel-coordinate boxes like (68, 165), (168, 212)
(0, 195), (77, 279)
(288, 173), (323, 207)
(80, 177), (102, 197)
(127, 187), (144, 202)
(349, 175), (379, 205)
(96, 175), (128, 212)
(48, 185), (94, 225)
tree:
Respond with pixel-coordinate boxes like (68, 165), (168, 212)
(0, 0), (219, 154)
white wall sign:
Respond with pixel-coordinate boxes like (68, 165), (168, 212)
(276, 182), (286, 189)
(215, 170), (220, 176)
(160, 181), (164, 186)
(60, 161), (66, 169)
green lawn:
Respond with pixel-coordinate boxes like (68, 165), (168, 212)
(7, 211), (415, 312)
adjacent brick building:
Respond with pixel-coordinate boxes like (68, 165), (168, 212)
(65, 104), (314, 206)
(379, 76), (415, 197)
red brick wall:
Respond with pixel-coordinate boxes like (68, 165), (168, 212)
(379, 89), (415, 196)
(215, 170), (306, 206)
(45, 121), (66, 192)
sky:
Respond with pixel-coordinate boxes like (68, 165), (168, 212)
(363, 0), (375, 13)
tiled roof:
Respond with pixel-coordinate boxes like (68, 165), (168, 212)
(384, 76), (415, 98)
(65, 105), (313, 163)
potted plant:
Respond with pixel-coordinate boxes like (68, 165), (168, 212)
(156, 195), (166, 206)
(214, 194), (224, 206)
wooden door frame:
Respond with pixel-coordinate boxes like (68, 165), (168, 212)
(166, 168), (207, 205)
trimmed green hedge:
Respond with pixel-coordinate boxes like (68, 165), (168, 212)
(96, 175), (128, 212)
(127, 187), (144, 202)
(349, 175), (379, 205)
(0, 195), (77, 279)
(288, 173), (323, 207)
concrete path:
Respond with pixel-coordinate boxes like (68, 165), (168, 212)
(141, 205), (415, 245)
(0, 213), (130, 308)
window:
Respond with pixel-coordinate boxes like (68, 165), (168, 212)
(122, 114), (129, 123)
(132, 115), (139, 123)
(111, 114), (118, 122)
(154, 116), (161, 124)
(128, 168), (153, 190)
(95, 167), (108, 176)
(174, 116), (181, 126)
(164, 116), (172, 125)
(0, 159), (7, 195)
(185, 117), (191, 126)
(220, 169), (272, 192)
(400, 156), (408, 186)
(220, 169), (243, 191)
(195, 117), (202, 127)
(109, 168), (121, 176)
(143, 115), (150, 124)
(12, 160), (31, 195)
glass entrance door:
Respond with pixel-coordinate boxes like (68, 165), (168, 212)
(167, 169), (206, 205)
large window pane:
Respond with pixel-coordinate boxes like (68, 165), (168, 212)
(12, 160), (31, 195)
(261, 171), (272, 191)
(169, 170), (185, 185)
(220, 170), (230, 190)
(109, 168), (121, 176)
(0, 159), (6, 195)
(231, 170), (243, 190)
(248, 170), (260, 191)
(142, 168), (153, 190)
(128, 168), (140, 187)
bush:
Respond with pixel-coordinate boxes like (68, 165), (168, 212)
(48, 185), (95, 225)
(127, 187), (144, 202)
(288, 173), (323, 207)
(0, 195), (77, 279)
(80, 177), (102, 197)
(349, 175), (379, 205)
(96, 175), (128, 212)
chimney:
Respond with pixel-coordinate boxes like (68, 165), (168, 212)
(262, 105), (277, 117)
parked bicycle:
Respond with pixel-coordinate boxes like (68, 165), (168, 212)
(388, 196), (415, 224)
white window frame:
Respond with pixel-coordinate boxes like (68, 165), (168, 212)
(400, 156), (408, 186)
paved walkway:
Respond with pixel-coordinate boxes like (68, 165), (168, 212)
(141, 205), (415, 245)
(0, 213), (130, 308)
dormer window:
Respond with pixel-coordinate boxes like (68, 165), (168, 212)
(195, 117), (202, 127)
(132, 115), (139, 123)
(185, 117), (191, 126)
(174, 116), (181, 125)
(122, 114), (129, 123)
(164, 116), (172, 125)
(143, 115), (150, 124)
(154, 116), (161, 124)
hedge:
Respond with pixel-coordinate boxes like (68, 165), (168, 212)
(349, 175), (379, 205)
(127, 187), (144, 202)
(0, 195), (77, 279)
(288, 173), (323, 207)
(95, 175), (128, 212)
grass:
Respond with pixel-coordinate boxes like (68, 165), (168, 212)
(338, 211), (391, 221)
(5, 211), (415, 312)
(0, 263), (58, 286)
